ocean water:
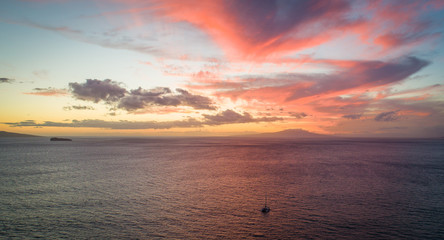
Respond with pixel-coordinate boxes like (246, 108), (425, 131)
(1, 137), (443, 239)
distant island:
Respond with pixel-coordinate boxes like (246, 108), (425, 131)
(50, 137), (72, 141)
(0, 131), (73, 141)
(241, 129), (335, 139)
(0, 131), (41, 138)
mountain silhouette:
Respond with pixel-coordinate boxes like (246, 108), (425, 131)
(244, 129), (333, 138)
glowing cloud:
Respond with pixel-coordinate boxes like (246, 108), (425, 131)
(1, 0), (443, 137)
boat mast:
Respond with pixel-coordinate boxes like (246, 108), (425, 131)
(264, 193), (268, 207)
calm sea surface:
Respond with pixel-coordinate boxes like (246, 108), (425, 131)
(1, 137), (443, 239)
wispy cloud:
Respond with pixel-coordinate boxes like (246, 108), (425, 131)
(24, 87), (68, 96)
(342, 114), (362, 120)
(1, 18), (164, 57)
(32, 70), (49, 79)
(63, 105), (95, 111)
(368, 0), (443, 51)
(374, 110), (400, 122)
(190, 56), (429, 103)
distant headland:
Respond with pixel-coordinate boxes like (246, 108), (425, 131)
(240, 129), (335, 139)
(0, 131), (41, 138)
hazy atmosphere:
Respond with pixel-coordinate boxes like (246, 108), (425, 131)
(1, 0), (444, 137)
(2, 2), (444, 239)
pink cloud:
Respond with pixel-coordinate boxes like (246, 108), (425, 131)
(110, 0), (358, 59)
(104, 0), (443, 60)
(184, 55), (436, 126)
(23, 1), (443, 62)
(189, 56), (429, 104)
(360, 0), (444, 53)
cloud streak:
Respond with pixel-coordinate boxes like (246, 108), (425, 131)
(190, 56), (430, 103)
(285, 56), (429, 101)
(143, 0), (358, 59)
(63, 105), (95, 111)
(342, 114), (362, 120)
(203, 109), (281, 125)
(24, 87), (69, 96)
(3, 109), (282, 129)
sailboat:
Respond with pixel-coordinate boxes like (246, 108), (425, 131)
(261, 194), (270, 213)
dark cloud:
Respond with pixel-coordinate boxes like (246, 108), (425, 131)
(343, 114), (362, 120)
(69, 79), (127, 103)
(3, 110), (282, 129)
(118, 87), (174, 110)
(175, 88), (215, 110)
(70, 79), (215, 111)
(118, 87), (215, 111)
(227, 0), (351, 46)
(287, 56), (430, 101)
(0, 78), (14, 83)
(63, 105), (95, 111)
(203, 109), (282, 125)
(374, 111), (400, 122)
(203, 109), (253, 125)
(3, 120), (39, 127)
(289, 112), (307, 119)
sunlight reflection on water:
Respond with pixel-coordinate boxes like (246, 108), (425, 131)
(1, 137), (443, 239)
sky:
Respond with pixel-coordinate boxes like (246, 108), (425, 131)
(1, 0), (444, 137)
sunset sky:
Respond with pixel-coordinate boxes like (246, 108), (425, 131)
(1, 0), (444, 137)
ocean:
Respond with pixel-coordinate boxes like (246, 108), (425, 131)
(1, 137), (443, 239)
